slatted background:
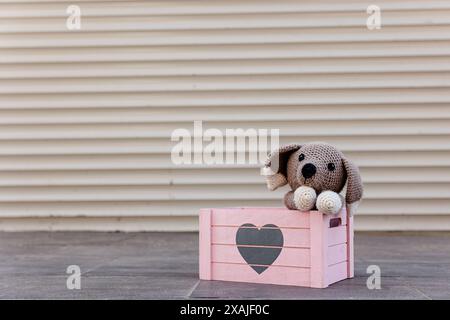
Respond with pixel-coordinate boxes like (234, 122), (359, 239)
(1, 0), (450, 231)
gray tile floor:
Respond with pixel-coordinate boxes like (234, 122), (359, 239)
(0, 232), (449, 299)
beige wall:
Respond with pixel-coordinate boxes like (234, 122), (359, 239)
(1, 0), (450, 231)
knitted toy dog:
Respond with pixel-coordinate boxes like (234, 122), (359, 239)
(262, 142), (363, 216)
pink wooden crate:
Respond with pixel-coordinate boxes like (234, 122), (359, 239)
(199, 207), (354, 288)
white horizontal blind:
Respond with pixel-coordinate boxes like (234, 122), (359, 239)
(1, 0), (450, 231)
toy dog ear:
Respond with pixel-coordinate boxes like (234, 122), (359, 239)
(343, 157), (363, 216)
(261, 144), (301, 191)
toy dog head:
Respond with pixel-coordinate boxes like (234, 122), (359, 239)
(262, 142), (363, 212)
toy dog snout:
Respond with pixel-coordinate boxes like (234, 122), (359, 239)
(301, 163), (316, 179)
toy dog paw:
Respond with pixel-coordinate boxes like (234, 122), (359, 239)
(316, 191), (342, 215)
(294, 186), (317, 211)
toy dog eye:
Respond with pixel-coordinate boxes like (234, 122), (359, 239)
(298, 153), (305, 161)
(327, 163), (335, 171)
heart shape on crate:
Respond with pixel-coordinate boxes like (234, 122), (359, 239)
(235, 223), (284, 274)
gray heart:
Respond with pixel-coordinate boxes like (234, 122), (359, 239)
(235, 223), (284, 274)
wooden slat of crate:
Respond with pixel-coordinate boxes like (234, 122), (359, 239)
(327, 261), (349, 286)
(211, 225), (311, 248)
(211, 244), (310, 268)
(211, 207), (310, 228)
(211, 262), (311, 287)
(327, 243), (348, 266)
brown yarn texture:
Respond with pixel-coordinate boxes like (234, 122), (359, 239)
(265, 142), (363, 209)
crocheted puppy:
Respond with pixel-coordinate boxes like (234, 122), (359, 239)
(262, 142), (363, 216)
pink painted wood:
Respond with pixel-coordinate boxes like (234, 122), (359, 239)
(211, 244), (310, 268)
(328, 225), (348, 246)
(328, 261), (348, 285)
(211, 207), (310, 228)
(212, 225), (347, 248)
(347, 214), (355, 278)
(327, 243), (348, 266)
(199, 208), (212, 280)
(212, 263), (310, 287)
(212, 226), (311, 248)
(309, 211), (327, 288)
(199, 207), (353, 288)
